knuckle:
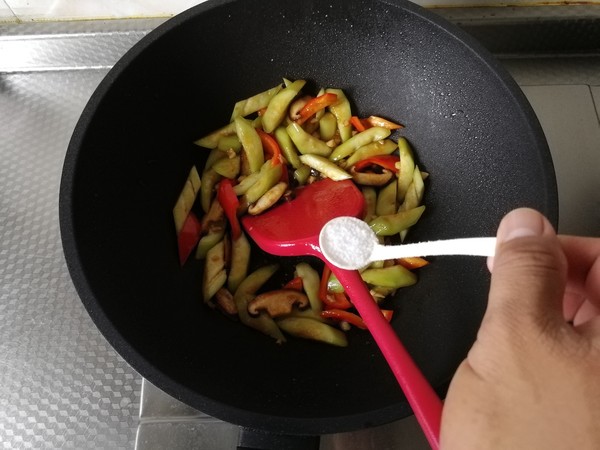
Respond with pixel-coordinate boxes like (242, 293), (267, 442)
(495, 236), (566, 279)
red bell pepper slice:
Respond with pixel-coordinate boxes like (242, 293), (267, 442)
(397, 257), (429, 270)
(321, 309), (367, 329)
(279, 162), (289, 184)
(283, 276), (304, 291)
(217, 179), (242, 240)
(321, 308), (393, 329)
(381, 309), (394, 322)
(321, 293), (352, 310)
(296, 93), (338, 125)
(365, 115), (404, 130)
(256, 129), (283, 166)
(321, 290), (353, 310)
(319, 266), (332, 303)
(178, 211), (202, 265)
(353, 155), (400, 173)
(350, 116), (368, 132)
(319, 266), (353, 310)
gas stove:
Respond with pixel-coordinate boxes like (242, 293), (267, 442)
(1, 7), (598, 449)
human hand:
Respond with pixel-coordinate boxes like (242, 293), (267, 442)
(440, 208), (600, 449)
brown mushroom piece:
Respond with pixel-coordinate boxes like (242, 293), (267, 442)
(247, 289), (310, 318)
(349, 166), (394, 186)
(214, 288), (238, 315)
(288, 96), (311, 121)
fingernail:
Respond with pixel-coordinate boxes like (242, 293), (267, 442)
(498, 208), (546, 244)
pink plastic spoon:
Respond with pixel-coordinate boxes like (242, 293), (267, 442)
(242, 178), (442, 449)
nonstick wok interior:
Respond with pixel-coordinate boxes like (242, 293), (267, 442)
(60, 0), (557, 436)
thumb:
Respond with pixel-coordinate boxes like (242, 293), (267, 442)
(486, 208), (567, 333)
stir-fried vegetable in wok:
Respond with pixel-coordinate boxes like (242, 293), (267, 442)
(172, 78), (429, 346)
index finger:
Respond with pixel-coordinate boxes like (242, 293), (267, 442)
(559, 235), (600, 311)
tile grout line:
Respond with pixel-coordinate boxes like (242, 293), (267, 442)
(2, 0), (19, 22)
(589, 85), (600, 126)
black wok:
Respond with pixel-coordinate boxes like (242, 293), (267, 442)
(59, 0), (558, 447)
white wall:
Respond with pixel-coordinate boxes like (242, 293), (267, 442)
(0, 0), (598, 22)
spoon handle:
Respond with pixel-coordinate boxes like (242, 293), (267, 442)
(330, 266), (442, 450)
(370, 237), (496, 261)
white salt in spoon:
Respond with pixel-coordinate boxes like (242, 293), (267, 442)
(319, 216), (496, 270)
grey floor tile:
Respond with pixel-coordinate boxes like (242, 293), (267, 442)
(501, 57), (600, 86)
(521, 85), (600, 236)
(136, 421), (239, 450)
(321, 415), (429, 450)
(140, 379), (209, 419)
